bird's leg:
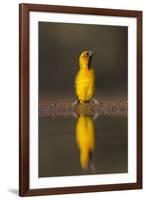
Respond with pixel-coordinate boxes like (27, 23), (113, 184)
(72, 99), (79, 107)
(92, 98), (100, 105)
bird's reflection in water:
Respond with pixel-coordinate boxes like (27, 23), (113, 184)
(76, 115), (96, 171)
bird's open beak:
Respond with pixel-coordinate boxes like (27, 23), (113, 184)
(88, 49), (94, 56)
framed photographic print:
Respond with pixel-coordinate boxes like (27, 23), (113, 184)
(19, 3), (142, 196)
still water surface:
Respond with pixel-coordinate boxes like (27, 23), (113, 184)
(39, 115), (127, 177)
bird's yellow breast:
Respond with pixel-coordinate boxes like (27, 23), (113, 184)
(75, 68), (95, 102)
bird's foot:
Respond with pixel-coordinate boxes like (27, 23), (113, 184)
(72, 100), (79, 107)
(92, 98), (100, 105)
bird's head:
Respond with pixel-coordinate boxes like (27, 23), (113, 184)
(79, 49), (94, 68)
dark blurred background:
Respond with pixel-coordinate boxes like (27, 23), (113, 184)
(39, 22), (128, 101)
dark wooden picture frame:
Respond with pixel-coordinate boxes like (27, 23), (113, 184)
(19, 3), (142, 197)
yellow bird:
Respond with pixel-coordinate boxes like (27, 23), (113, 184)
(76, 115), (95, 170)
(75, 49), (97, 104)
